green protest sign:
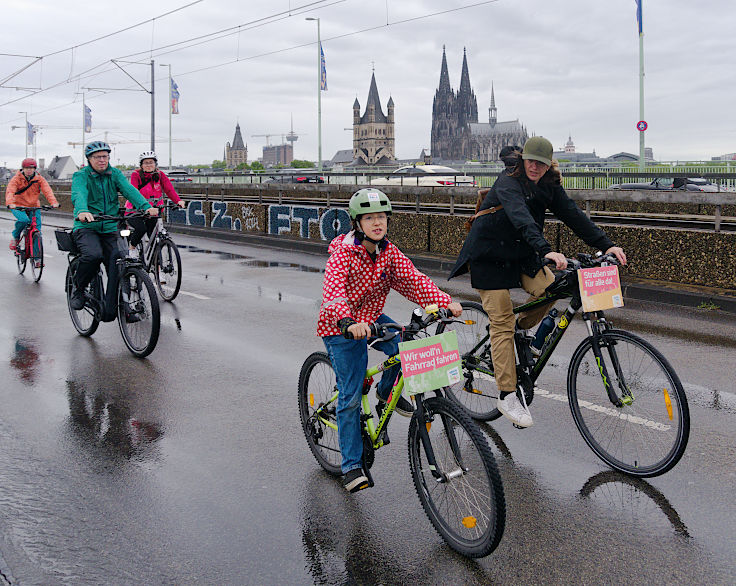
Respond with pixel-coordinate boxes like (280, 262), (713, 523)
(399, 330), (462, 396)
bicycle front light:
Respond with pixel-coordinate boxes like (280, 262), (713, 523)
(120, 229), (131, 237)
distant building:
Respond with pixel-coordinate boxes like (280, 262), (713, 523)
(46, 155), (78, 180)
(431, 47), (528, 163)
(352, 72), (395, 165)
(712, 153), (736, 161)
(225, 123), (248, 168)
(262, 143), (293, 167)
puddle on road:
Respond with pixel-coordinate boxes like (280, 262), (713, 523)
(181, 245), (323, 273)
(66, 380), (163, 462)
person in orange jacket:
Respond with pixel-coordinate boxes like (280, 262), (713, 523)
(5, 158), (59, 250)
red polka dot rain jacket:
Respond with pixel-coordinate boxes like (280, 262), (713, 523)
(317, 232), (453, 337)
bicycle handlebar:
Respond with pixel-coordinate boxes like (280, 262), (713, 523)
(8, 205), (53, 212)
(343, 307), (453, 341)
(544, 252), (620, 272)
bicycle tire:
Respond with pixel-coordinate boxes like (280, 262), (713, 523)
(408, 396), (505, 557)
(153, 238), (182, 301)
(66, 261), (100, 337)
(117, 266), (160, 358)
(16, 232), (27, 274)
(438, 301), (501, 421)
(298, 352), (343, 476)
(29, 232), (43, 282)
(567, 329), (689, 477)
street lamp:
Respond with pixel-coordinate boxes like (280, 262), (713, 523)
(160, 63), (173, 171)
(305, 17), (322, 172)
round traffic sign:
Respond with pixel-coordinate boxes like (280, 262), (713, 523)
(637, 120), (648, 132)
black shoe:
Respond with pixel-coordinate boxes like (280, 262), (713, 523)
(125, 305), (143, 323)
(70, 289), (86, 310)
(375, 390), (415, 418)
(342, 469), (369, 493)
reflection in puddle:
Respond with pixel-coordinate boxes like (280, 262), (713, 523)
(10, 338), (40, 385)
(66, 380), (163, 461)
(579, 470), (690, 538)
(181, 245), (323, 273)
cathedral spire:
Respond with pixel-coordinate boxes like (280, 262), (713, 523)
(459, 47), (471, 94)
(362, 71), (387, 123)
(489, 82), (497, 126)
(438, 45), (451, 93)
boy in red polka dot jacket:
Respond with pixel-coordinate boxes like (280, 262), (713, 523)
(317, 189), (462, 493)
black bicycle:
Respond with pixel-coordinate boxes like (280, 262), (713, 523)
(11, 205), (51, 282)
(439, 253), (690, 478)
(125, 202), (182, 301)
(56, 211), (160, 358)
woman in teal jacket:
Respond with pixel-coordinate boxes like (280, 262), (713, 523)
(69, 141), (158, 313)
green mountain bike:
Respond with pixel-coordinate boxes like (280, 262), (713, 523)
(298, 306), (505, 558)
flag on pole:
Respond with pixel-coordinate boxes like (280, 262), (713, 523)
(635, 0), (643, 35)
(170, 78), (180, 114)
(26, 121), (34, 145)
(320, 43), (327, 91)
(84, 105), (92, 133)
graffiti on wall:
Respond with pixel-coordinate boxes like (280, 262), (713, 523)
(170, 201), (350, 241)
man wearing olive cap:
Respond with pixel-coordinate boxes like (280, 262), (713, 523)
(449, 136), (627, 428)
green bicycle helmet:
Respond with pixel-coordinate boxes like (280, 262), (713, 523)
(85, 141), (111, 158)
(348, 188), (392, 220)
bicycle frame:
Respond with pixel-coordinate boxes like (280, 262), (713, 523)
(462, 280), (630, 410)
(138, 216), (167, 271)
(315, 346), (453, 485)
(15, 207), (42, 257)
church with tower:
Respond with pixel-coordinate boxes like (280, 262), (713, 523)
(352, 72), (395, 165)
(431, 48), (528, 163)
(225, 123), (248, 168)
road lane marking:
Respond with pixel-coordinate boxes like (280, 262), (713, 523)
(534, 387), (671, 431)
(178, 290), (211, 300)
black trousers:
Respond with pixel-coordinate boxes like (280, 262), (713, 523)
(72, 229), (124, 316)
(127, 216), (157, 247)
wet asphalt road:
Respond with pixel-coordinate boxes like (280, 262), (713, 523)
(0, 213), (735, 584)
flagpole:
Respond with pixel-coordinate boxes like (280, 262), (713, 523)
(638, 0), (645, 172)
(168, 65), (172, 171)
(82, 93), (86, 160)
(306, 17), (322, 172)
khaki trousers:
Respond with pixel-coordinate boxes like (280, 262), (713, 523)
(476, 267), (556, 392)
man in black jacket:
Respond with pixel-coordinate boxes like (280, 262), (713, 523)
(449, 137), (626, 428)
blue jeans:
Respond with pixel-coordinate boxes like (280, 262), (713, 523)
(322, 314), (401, 474)
(12, 209), (42, 256)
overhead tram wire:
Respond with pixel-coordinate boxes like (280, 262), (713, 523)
(0, 0), (203, 108)
(171, 0), (504, 79)
(114, 0), (345, 62)
(0, 0), (340, 108)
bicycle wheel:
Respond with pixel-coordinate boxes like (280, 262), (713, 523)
(153, 238), (182, 301)
(66, 261), (100, 337)
(16, 233), (27, 274)
(568, 329), (689, 477)
(438, 301), (501, 421)
(29, 232), (43, 282)
(408, 396), (505, 557)
(298, 352), (342, 476)
(117, 266), (160, 358)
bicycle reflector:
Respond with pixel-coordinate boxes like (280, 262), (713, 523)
(663, 388), (673, 420)
(462, 516), (478, 529)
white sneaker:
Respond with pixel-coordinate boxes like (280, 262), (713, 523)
(497, 393), (533, 428)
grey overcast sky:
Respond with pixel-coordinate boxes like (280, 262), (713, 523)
(1, 0), (734, 168)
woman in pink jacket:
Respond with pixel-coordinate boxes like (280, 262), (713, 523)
(126, 151), (185, 251)
(318, 188), (462, 493)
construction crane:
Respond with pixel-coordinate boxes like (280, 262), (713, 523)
(251, 133), (275, 146)
(10, 124), (81, 160)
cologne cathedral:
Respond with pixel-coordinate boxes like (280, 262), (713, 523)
(431, 48), (529, 162)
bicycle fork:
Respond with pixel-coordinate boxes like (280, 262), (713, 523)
(585, 318), (633, 408)
(413, 395), (466, 483)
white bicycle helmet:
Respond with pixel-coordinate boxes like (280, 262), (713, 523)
(139, 151), (158, 165)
